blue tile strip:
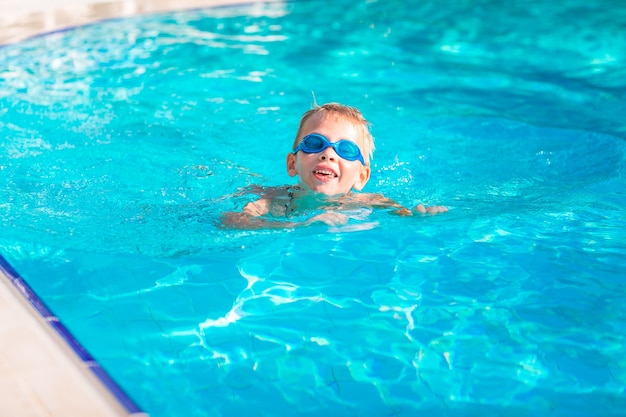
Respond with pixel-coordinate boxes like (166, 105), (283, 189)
(0, 254), (147, 416)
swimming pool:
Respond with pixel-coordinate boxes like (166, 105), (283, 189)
(1, 0), (625, 416)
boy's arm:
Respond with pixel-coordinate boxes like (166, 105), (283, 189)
(218, 199), (277, 229)
(366, 194), (448, 215)
(218, 198), (349, 230)
(218, 211), (293, 229)
(219, 211), (348, 230)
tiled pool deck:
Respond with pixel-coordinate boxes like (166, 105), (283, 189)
(0, 0), (255, 45)
(0, 0), (262, 415)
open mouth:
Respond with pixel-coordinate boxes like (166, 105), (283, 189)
(313, 168), (338, 180)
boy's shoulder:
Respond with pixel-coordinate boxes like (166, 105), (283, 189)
(342, 192), (397, 206)
(244, 185), (297, 217)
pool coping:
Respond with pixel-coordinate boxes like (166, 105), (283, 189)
(0, 0), (272, 46)
(0, 255), (147, 416)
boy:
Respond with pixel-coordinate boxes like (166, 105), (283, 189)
(220, 102), (447, 229)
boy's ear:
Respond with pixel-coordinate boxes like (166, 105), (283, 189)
(286, 153), (298, 177)
(352, 165), (371, 191)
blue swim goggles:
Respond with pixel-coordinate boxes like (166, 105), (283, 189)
(292, 134), (365, 165)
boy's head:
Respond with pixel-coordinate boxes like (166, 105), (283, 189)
(292, 103), (375, 163)
(286, 103), (373, 195)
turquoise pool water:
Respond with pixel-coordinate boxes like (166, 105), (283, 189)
(1, 0), (626, 416)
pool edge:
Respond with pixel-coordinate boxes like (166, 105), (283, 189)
(0, 0), (281, 46)
(0, 255), (148, 417)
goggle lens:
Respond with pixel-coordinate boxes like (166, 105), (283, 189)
(293, 134), (365, 164)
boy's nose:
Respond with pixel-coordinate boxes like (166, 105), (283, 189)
(319, 147), (338, 161)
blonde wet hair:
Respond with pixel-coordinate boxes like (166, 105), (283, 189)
(292, 102), (375, 164)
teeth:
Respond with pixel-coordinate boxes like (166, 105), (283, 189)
(315, 169), (336, 176)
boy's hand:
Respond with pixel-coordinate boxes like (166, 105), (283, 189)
(306, 212), (349, 226)
(415, 204), (448, 214)
(393, 207), (413, 216)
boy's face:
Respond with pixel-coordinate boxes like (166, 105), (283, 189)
(286, 113), (371, 195)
